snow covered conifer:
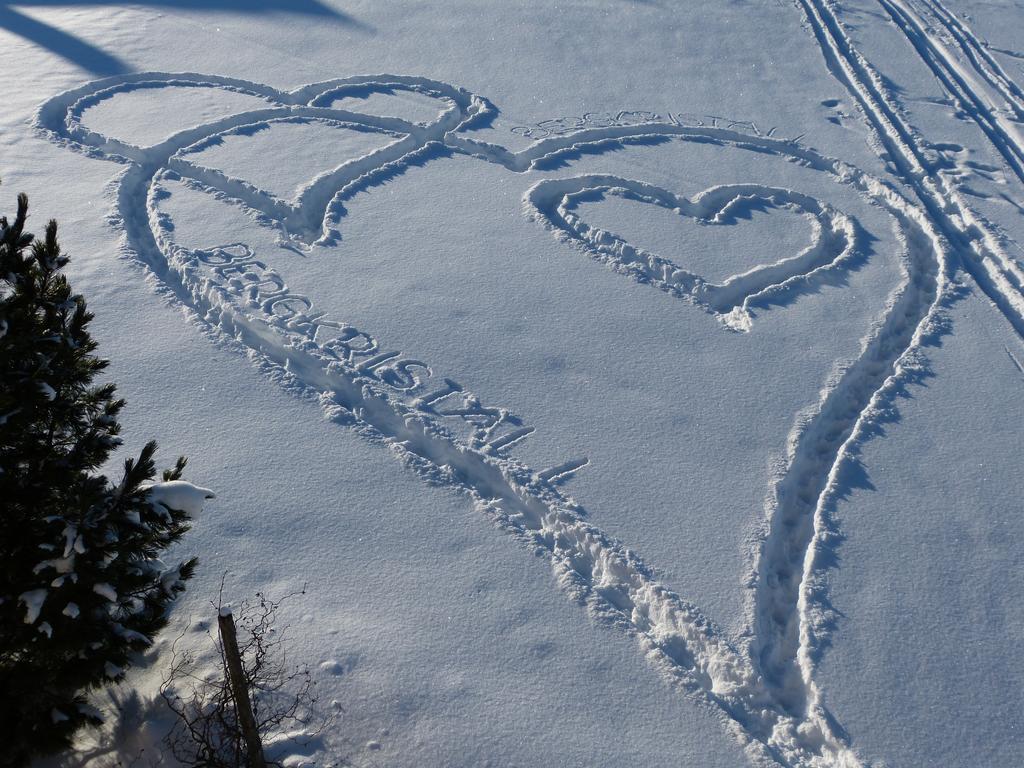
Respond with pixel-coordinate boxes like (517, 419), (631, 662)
(0, 191), (212, 763)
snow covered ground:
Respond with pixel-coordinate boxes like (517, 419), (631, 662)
(3, 1), (1023, 765)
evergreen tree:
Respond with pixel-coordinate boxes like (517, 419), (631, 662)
(0, 191), (208, 764)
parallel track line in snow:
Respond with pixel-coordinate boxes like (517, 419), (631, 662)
(877, 0), (1024, 187)
(797, 0), (1024, 340)
(917, 0), (1024, 125)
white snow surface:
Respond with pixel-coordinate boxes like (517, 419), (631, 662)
(3, 1), (1022, 766)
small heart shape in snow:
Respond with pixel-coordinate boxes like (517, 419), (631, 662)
(527, 175), (860, 330)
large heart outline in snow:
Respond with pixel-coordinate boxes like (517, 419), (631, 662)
(37, 72), (946, 767)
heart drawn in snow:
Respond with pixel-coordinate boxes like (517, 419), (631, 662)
(43, 72), (485, 247)
(37, 72), (935, 767)
(526, 175), (860, 330)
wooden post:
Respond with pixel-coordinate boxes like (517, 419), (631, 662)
(218, 609), (267, 768)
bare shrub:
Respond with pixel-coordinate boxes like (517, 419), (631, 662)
(160, 586), (332, 768)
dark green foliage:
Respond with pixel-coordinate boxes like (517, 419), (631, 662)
(0, 192), (197, 764)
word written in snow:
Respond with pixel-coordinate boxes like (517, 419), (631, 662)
(191, 244), (583, 477)
(510, 110), (800, 142)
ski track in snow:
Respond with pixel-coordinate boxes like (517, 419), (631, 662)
(796, 0), (1024, 343)
(32, 36), (1024, 762)
(874, 0), (1024, 254)
(879, 0), (1024, 188)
